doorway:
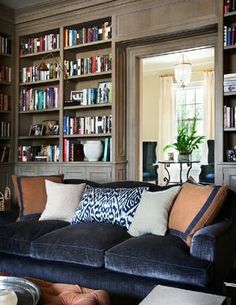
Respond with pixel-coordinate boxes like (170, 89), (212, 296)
(125, 32), (218, 182)
(141, 47), (215, 184)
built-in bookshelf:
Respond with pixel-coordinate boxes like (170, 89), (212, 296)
(223, 0), (236, 162)
(0, 32), (12, 164)
(17, 18), (113, 165)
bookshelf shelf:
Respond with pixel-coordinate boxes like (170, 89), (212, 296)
(0, 81), (11, 85)
(64, 103), (111, 110)
(0, 53), (11, 57)
(19, 79), (60, 86)
(19, 135), (60, 140)
(19, 108), (59, 114)
(66, 71), (112, 81)
(19, 48), (60, 59)
(64, 39), (112, 51)
(63, 133), (111, 139)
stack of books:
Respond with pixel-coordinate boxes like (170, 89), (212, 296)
(224, 73), (236, 93)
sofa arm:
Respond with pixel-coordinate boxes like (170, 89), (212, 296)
(190, 220), (232, 262)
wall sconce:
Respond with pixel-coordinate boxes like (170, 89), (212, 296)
(174, 54), (192, 89)
(38, 52), (67, 79)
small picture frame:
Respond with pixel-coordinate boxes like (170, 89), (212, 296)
(42, 120), (58, 136)
(226, 149), (236, 162)
(29, 124), (43, 136)
(70, 90), (83, 104)
(52, 124), (59, 135)
(97, 81), (112, 104)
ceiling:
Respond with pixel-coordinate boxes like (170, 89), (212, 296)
(0, 0), (58, 9)
(142, 47), (214, 74)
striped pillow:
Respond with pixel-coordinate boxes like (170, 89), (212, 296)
(168, 180), (228, 246)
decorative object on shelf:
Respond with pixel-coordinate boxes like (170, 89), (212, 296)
(97, 81), (112, 103)
(42, 120), (59, 136)
(226, 149), (236, 162)
(174, 54), (191, 89)
(70, 90), (84, 105)
(0, 192), (4, 211)
(163, 117), (205, 162)
(38, 52), (68, 79)
(83, 140), (103, 161)
(29, 124), (43, 136)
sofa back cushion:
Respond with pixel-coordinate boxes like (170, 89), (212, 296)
(12, 174), (64, 220)
(168, 180), (228, 245)
(71, 185), (147, 229)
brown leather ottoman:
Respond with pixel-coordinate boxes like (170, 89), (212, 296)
(28, 277), (110, 305)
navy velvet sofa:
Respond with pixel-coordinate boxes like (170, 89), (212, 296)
(0, 179), (235, 305)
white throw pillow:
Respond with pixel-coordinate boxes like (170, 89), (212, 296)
(128, 186), (180, 236)
(39, 180), (86, 221)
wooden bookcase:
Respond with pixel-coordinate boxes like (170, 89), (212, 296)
(0, 5), (14, 191)
(15, 17), (126, 182)
(215, 0), (236, 190)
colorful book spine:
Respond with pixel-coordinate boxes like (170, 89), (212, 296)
(64, 54), (112, 78)
(63, 115), (112, 135)
(20, 33), (60, 55)
(19, 87), (59, 111)
(224, 25), (236, 46)
(20, 63), (59, 83)
(64, 21), (112, 47)
(0, 94), (10, 111)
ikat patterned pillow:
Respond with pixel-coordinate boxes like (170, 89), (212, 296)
(71, 185), (148, 229)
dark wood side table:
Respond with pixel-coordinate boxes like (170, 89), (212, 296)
(224, 268), (236, 305)
(0, 210), (18, 224)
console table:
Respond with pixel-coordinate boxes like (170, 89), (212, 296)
(158, 160), (200, 185)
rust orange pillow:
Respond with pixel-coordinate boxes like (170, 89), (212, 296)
(168, 180), (228, 246)
(12, 174), (64, 220)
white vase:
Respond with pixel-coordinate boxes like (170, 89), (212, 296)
(83, 141), (103, 161)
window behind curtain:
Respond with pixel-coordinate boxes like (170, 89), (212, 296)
(174, 81), (204, 162)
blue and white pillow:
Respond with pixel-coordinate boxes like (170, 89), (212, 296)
(71, 185), (148, 229)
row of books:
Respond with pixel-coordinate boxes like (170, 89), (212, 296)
(64, 21), (111, 47)
(224, 105), (236, 128)
(0, 121), (10, 137)
(0, 36), (11, 55)
(64, 54), (112, 77)
(0, 145), (10, 162)
(224, 73), (236, 92)
(20, 63), (60, 83)
(63, 138), (111, 162)
(0, 94), (10, 111)
(0, 66), (11, 83)
(19, 87), (59, 111)
(224, 0), (236, 14)
(20, 33), (60, 55)
(63, 115), (112, 135)
(63, 139), (84, 162)
(18, 145), (60, 162)
(224, 26), (236, 47)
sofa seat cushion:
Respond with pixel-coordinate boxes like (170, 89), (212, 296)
(30, 223), (130, 267)
(105, 234), (213, 288)
(0, 220), (69, 256)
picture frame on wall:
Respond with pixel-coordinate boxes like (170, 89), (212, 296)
(97, 81), (112, 104)
(70, 90), (84, 104)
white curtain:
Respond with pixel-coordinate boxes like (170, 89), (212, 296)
(203, 70), (215, 162)
(158, 76), (174, 183)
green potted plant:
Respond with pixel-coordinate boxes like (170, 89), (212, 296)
(163, 117), (205, 162)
